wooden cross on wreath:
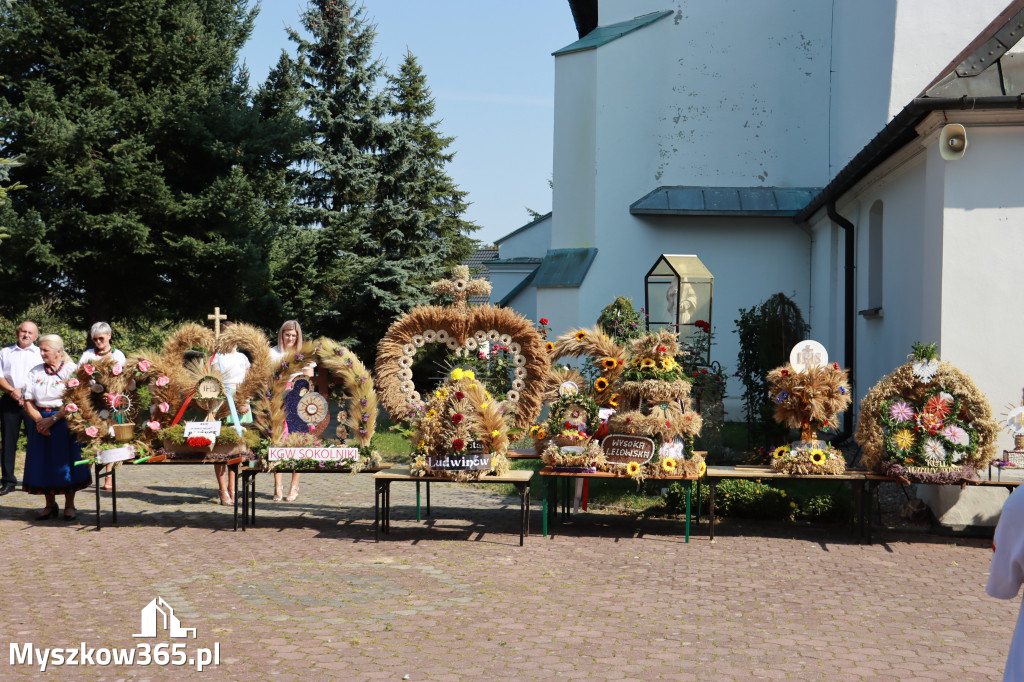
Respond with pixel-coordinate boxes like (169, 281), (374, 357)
(430, 265), (492, 314)
(207, 306), (227, 338)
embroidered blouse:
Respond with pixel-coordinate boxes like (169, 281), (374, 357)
(23, 361), (78, 409)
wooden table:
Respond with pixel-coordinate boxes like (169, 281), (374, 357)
(234, 463), (392, 529)
(704, 466), (896, 542)
(539, 466), (700, 541)
(94, 453), (251, 531)
(373, 467), (534, 545)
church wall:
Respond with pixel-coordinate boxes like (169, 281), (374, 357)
(940, 126), (1024, 455)
(551, 49), (597, 249)
(495, 214), (551, 260)
(575, 215), (811, 418)
(594, 1), (833, 190)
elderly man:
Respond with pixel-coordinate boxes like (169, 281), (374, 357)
(0, 321), (42, 495)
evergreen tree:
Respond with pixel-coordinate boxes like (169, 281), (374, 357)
(288, 0), (387, 347)
(0, 0), (293, 323)
(388, 52), (478, 267)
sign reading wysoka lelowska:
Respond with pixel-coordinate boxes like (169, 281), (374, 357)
(601, 434), (656, 464)
(428, 441), (491, 470)
(268, 447), (359, 462)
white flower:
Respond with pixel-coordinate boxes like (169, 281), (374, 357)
(412, 334), (425, 348)
(923, 438), (947, 465)
(912, 359), (940, 383)
(487, 330), (500, 341)
(499, 334), (512, 345)
(514, 367), (527, 378)
(446, 338), (460, 350)
(398, 356), (413, 368)
(506, 390), (520, 402)
(423, 330), (437, 343)
(512, 379), (525, 391)
(465, 338), (478, 351)
(436, 330), (449, 342)
(401, 343), (416, 356)
(474, 330), (487, 342)
(513, 355), (527, 367)
(509, 342), (521, 354)
(398, 368), (413, 380)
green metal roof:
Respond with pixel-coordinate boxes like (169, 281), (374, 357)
(494, 212), (551, 245)
(631, 186), (822, 217)
(497, 270), (538, 307)
(531, 248), (597, 288)
(552, 10), (673, 56)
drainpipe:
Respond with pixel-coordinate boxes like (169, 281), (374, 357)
(826, 201), (855, 444)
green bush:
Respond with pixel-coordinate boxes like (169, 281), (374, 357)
(664, 478), (795, 519)
(798, 493), (845, 522)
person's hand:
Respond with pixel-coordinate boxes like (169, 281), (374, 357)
(35, 417), (51, 436)
(10, 388), (22, 402)
(238, 403), (250, 415)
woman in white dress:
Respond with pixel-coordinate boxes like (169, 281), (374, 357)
(78, 322), (126, 366)
(22, 334), (90, 521)
(269, 320), (315, 502)
(210, 323), (251, 505)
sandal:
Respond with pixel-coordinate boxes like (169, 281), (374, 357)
(63, 508), (77, 521)
(285, 485), (299, 502)
(273, 486), (283, 502)
(218, 492), (233, 506)
(36, 505), (59, 521)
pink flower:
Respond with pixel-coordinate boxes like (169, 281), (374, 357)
(158, 402), (170, 413)
(85, 426), (99, 438)
(64, 403), (78, 413)
(66, 378), (80, 388)
(111, 363), (123, 376)
(155, 375), (170, 387)
(479, 351), (487, 360)
(147, 421), (161, 431)
(83, 364), (95, 375)
(136, 359), (150, 372)
(889, 401), (914, 423)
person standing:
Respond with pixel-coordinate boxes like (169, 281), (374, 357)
(0, 321), (41, 495)
(79, 321), (126, 491)
(269, 320), (315, 502)
(988, 485), (1024, 680)
(22, 334), (91, 520)
(78, 322), (127, 366)
(210, 324), (251, 506)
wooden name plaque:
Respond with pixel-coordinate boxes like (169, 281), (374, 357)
(601, 434), (656, 464)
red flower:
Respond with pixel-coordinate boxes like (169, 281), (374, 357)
(452, 413), (464, 424)
(539, 318), (549, 325)
(665, 421), (672, 427)
(452, 439), (465, 451)
(187, 436), (213, 448)
(700, 369), (708, 374)
(832, 362), (840, 370)
(657, 346), (667, 353)
(694, 320), (710, 333)
(781, 369), (789, 376)
(455, 391), (465, 400)
(692, 373), (699, 377)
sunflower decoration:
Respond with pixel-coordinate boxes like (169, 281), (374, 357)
(856, 343), (998, 483)
(602, 330), (704, 479)
(547, 326), (627, 407)
(409, 368), (511, 480)
(769, 441), (846, 475)
(547, 390), (600, 447)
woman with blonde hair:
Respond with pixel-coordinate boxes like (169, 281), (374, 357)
(269, 320), (315, 502)
(22, 334), (91, 521)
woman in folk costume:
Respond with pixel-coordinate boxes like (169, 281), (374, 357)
(269, 320), (315, 502)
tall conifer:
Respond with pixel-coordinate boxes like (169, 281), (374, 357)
(0, 0), (291, 322)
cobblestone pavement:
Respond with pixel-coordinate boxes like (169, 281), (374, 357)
(0, 462), (1015, 681)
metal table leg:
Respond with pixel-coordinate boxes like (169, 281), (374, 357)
(685, 481), (691, 543)
(709, 480), (716, 540)
(111, 466), (117, 525)
(94, 464), (101, 531)
(232, 463), (239, 531)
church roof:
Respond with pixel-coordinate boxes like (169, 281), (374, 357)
(495, 212), (551, 244)
(461, 248), (499, 305)
(531, 248), (598, 288)
(631, 186), (821, 217)
(553, 10), (673, 56)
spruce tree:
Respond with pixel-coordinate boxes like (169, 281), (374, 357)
(0, 0), (292, 323)
(387, 51), (478, 277)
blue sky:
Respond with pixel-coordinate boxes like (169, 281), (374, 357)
(239, 1), (576, 245)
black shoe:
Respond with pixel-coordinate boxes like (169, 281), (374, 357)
(36, 505), (58, 521)
(63, 510), (77, 522)
(0, 484), (15, 496)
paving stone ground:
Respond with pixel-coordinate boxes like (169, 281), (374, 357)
(0, 460), (1016, 681)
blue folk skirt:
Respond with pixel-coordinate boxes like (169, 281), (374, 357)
(22, 409), (92, 495)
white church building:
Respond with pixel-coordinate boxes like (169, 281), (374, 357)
(488, 0), (1024, 525)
